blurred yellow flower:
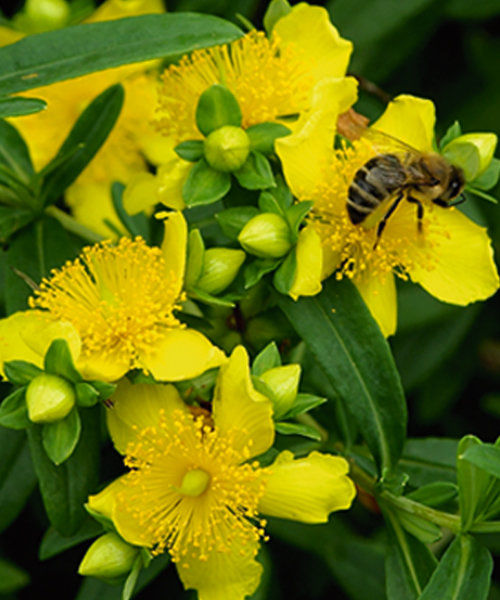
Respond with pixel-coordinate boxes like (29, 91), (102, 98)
(277, 94), (499, 336)
(0, 213), (225, 382)
(124, 2), (354, 214)
(1, 0), (169, 238)
(88, 346), (355, 600)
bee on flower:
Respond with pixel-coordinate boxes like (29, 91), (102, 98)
(83, 346), (356, 600)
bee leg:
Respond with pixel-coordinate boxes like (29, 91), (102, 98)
(374, 192), (403, 249)
(407, 195), (424, 233)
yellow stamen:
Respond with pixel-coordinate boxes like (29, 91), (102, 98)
(156, 30), (312, 143)
(118, 409), (268, 564)
(29, 237), (181, 368)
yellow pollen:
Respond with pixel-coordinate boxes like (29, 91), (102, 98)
(29, 237), (182, 368)
(118, 409), (267, 564)
(156, 30), (312, 143)
(179, 469), (211, 497)
(308, 139), (446, 282)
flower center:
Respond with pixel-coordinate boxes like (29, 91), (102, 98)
(156, 30), (312, 143)
(29, 237), (181, 367)
(118, 409), (267, 563)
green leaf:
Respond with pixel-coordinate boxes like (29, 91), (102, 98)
(419, 535), (493, 600)
(3, 359), (42, 385)
(175, 140), (204, 162)
(196, 84), (242, 136)
(39, 517), (103, 560)
(251, 341), (282, 375)
(0, 426), (37, 534)
(396, 511), (442, 544)
(0, 14), (242, 95)
(462, 442), (500, 479)
(42, 407), (82, 465)
(182, 158), (231, 206)
(0, 96), (46, 118)
(27, 406), (100, 536)
(280, 393), (327, 420)
(439, 121), (462, 150)
(122, 555), (143, 600)
(75, 383), (100, 408)
(40, 84), (124, 206)
(244, 258), (280, 289)
(407, 482), (458, 507)
(273, 250), (296, 294)
(185, 228), (205, 289)
(234, 151), (275, 190)
(0, 118), (34, 182)
(285, 201), (314, 237)
(0, 205), (35, 241)
(111, 182), (149, 241)
(400, 438), (457, 488)
(91, 380), (116, 401)
(0, 557), (30, 593)
(0, 388), (30, 430)
(278, 278), (407, 473)
(246, 122), (291, 155)
(44, 338), (81, 382)
(263, 0), (292, 33)
(384, 509), (437, 599)
(189, 286), (235, 308)
(466, 186), (499, 204)
(215, 206), (260, 240)
(469, 157), (500, 190)
(275, 421), (322, 441)
(258, 180), (293, 214)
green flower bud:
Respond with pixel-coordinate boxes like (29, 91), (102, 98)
(23, 0), (70, 31)
(204, 126), (250, 172)
(197, 248), (246, 294)
(259, 364), (301, 418)
(26, 374), (75, 423)
(78, 533), (139, 580)
(238, 213), (292, 258)
(443, 133), (498, 181)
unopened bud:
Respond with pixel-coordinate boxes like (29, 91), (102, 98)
(78, 533), (139, 580)
(24, 0), (70, 31)
(197, 248), (246, 294)
(238, 213), (292, 258)
(259, 364), (301, 418)
(204, 126), (250, 172)
(26, 374), (75, 423)
(443, 133), (497, 181)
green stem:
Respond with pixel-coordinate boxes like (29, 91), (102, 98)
(45, 206), (105, 243)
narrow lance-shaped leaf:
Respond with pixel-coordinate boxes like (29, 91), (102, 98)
(0, 96), (46, 118)
(0, 14), (242, 95)
(278, 278), (407, 473)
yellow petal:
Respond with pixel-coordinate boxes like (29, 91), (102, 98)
(159, 210), (187, 298)
(140, 328), (226, 382)
(176, 530), (262, 600)
(65, 181), (127, 239)
(276, 77), (358, 198)
(289, 225), (323, 299)
(406, 208), (499, 305)
(157, 158), (192, 210)
(0, 311), (81, 377)
(122, 172), (160, 216)
(76, 350), (130, 383)
(321, 239), (342, 279)
(0, 25), (23, 46)
(139, 132), (177, 167)
(274, 3), (353, 84)
(259, 451), (356, 523)
(87, 476), (128, 521)
(213, 346), (274, 459)
(373, 94), (436, 152)
(354, 271), (397, 337)
(106, 377), (186, 453)
(85, 0), (164, 23)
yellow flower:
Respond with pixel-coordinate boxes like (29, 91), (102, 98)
(2, 0), (169, 238)
(88, 346), (356, 600)
(276, 94), (500, 336)
(0, 212), (225, 382)
(123, 2), (354, 214)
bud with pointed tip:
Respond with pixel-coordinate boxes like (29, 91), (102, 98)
(197, 248), (246, 294)
(259, 364), (301, 418)
(78, 533), (139, 580)
(443, 133), (497, 181)
(238, 213), (292, 259)
(26, 374), (75, 423)
(204, 126), (250, 172)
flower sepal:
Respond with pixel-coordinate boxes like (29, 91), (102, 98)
(263, 0), (292, 34)
(442, 132), (498, 181)
(195, 84), (242, 136)
(246, 122), (291, 156)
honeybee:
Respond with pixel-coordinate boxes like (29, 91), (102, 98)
(346, 130), (466, 246)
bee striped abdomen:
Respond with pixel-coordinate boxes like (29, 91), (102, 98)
(347, 153), (406, 224)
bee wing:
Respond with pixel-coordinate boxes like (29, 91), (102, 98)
(360, 127), (423, 158)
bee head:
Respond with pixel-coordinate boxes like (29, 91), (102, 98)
(441, 165), (465, 202)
